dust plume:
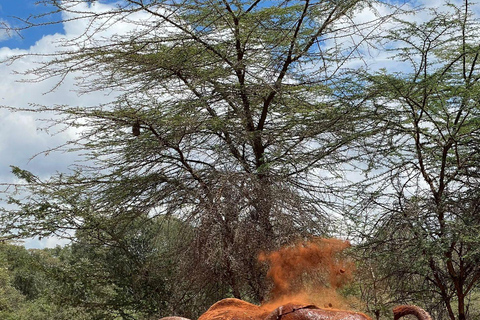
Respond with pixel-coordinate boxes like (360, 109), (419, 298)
(259, 238), (354, 310)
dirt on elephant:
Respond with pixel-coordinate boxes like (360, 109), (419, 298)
(198, 238), (358, 320)
(183, 238), (432, 320)
(197, 299), (372, 320)
(197, 298), (270, 320)
(259, 237), (354, 310)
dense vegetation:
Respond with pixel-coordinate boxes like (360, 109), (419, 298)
(0, 217), (218, 320)
(1, 0), (480, 319)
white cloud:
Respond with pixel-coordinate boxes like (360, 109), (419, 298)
(326, 0), (480, 73)
(60, 1), (175, 44)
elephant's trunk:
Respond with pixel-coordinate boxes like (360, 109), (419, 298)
(393, 305), (432, 320)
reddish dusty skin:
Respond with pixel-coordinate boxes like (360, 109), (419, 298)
(393, 306), (433, 320)
(196, 299), (372, 320)
(197, 298), (270, 320)
(264, 303), (372, 320)
(163, 299), (432, 320)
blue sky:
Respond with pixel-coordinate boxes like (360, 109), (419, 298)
(0, 1), (63, 49)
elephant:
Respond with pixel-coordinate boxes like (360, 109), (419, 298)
(161, 298), (433, 320)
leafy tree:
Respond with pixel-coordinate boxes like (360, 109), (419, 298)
(1, 0), (381, 302)
(0, 243), (91, 320)
(0, 247), (25, 319)
(350, 1), (480, 319)
(42, 215), (213, 319)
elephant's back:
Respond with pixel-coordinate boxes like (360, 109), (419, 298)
(198, 298), (269, 320)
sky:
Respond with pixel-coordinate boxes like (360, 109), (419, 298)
(0, 2), (60, 248)
(0, 1), (64, 49)
(0, 0), (475, 249)
(0, 1), (110, 248)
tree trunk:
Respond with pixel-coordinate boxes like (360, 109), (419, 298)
(457, 293), (466, 320)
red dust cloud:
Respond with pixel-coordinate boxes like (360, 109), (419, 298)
(258, 238), (354, 310)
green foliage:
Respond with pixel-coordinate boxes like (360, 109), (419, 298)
(0, 220), (205, 320)
(0, 243), (92, 320)
(0, 268), (25, 316)
(30, 215), (224, 319)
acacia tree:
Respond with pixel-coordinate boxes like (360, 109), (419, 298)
(1, 0), (385, 302)
(351, 1), (480, 319)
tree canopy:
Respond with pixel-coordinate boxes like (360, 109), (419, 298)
(349, 2), (480, 319)
(2, 0), (380, 302)
(2, 1), (480, 320)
